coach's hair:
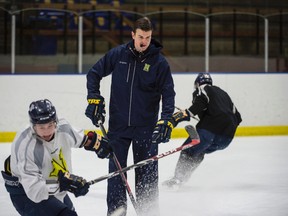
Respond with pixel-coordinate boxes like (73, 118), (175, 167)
(132, 17), (153, 32)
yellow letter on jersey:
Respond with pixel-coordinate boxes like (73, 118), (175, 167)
(50, 148), (68, 177)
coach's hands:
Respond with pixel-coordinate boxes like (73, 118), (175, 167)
(152, 119), (174, 144)
(85, 94), (106, 127)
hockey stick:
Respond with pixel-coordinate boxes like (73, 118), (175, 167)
(88, 125), (200, 185)
(99, 122), (140, 215)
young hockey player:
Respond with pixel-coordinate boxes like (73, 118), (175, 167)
(1, 99), (112, 216)
(85, 17), (175, 215)
(163, 72), (242, 188)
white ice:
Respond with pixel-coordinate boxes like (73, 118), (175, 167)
(1, 136), (288, 216)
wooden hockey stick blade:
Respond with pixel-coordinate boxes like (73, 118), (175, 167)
(88, 126), (200, 185)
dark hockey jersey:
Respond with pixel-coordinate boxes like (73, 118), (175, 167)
(188, 84), (242, 138)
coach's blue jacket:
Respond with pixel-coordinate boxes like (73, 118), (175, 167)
(86, 39), (175, 130)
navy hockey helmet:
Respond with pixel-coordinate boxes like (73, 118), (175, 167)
(28, 99), (57, 124)
(194, 72), (213, 86)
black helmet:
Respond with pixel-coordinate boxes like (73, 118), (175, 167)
(28, 99), (57, 124)
(194, 72), (213, 86)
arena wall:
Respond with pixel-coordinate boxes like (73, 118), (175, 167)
(0, 73), (287, 142)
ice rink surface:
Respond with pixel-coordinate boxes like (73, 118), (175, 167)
(1, 135), (288, 216)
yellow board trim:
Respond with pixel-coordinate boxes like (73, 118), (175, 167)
(234, 126), (288, 136)
(170, 126), (288, 137)
(1, 126), (288, 143)
(0, 132), (17, 143)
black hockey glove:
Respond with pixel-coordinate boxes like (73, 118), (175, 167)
(84, 131), (113, 159)
(85, 94), (106, 127)
(152, 119), (174, 144)
(58, 171), (89, 197)
(170, 109), (191, 127)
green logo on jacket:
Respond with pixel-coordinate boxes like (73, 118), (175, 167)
(143, 63), (150, 72)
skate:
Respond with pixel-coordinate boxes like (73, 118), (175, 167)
(162, 177), (183, 190)
(162, 145), (204, 191)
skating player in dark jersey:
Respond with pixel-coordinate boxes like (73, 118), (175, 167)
(163, 72), (242, 189)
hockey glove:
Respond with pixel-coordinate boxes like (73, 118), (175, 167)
(85, 94), (106, 127)
(58, 171), (89, 197)
(151, 119), (174, 144)
(84, 131), (113, 159)
(171, 109), (191, 127)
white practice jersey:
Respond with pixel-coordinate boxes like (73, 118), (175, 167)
(10, 118), (86, 203)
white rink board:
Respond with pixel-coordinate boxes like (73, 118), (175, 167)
(0, 73), (287, 131)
